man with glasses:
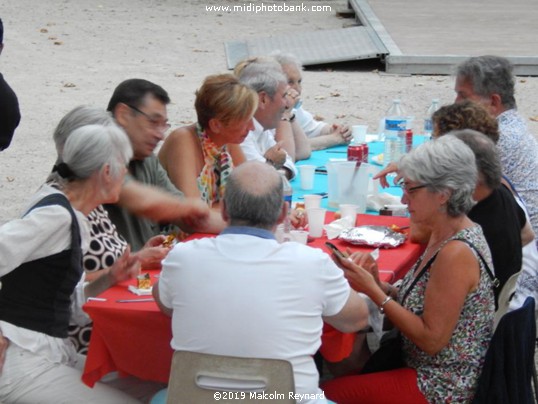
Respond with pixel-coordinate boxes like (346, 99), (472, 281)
(105, 78), (211, 251)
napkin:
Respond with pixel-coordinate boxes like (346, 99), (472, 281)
(128, 285), (153, 296)
(367, 192), (402, 212)
(323, 216), (355, 240)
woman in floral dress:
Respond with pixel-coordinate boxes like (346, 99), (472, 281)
(323, 135), (495, 403)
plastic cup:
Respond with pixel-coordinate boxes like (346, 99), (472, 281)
(299, 165), (316, 190)
(307, 208), (327, 238)
(304, 194), (322, 210)
(352, 125), (368, 144)
(290, 230), (308, 245)
(339, 204), (358, 225)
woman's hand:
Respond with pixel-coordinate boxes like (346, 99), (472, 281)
(373, 162), (400, 188)
(334, 251), (380, 296)
(348, 251), (381, 289)
(109, 246), (141, 284)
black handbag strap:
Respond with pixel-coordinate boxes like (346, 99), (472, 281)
(401, 252), (438, 305)
(453, 238), (500, 288)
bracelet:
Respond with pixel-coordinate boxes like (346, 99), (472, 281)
(379, 296), (393, 314)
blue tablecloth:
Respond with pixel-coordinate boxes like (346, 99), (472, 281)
(292, 136), (427, 212)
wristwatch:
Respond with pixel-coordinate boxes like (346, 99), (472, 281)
(281, 113), (296, 123)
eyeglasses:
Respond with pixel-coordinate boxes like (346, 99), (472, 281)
(398, 181), (430, 194)
(127, 104), (171, 132)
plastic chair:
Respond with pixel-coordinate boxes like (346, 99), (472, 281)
(494, 271), (520, 328)
(473, 297), (536, 404)
(151, 350), (295, 404)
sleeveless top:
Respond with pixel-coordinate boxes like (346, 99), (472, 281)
(399, 225), (495, 403)
(0, 193), (82, 338)
(196, 125), (233, 207)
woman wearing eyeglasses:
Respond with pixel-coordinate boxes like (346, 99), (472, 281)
(323, 135), (495, 403)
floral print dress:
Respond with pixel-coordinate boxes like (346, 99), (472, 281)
(399, 225), (495, 403)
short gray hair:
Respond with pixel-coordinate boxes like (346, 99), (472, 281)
(235, 56), (287, 98)
(62, 124), (132, 181)
(224, 161), (283, 229)
(53, 106), (115, 155)
(399, 135), (477, 216)
(271, 51), (303, 71)
(456, 55), (516, 109)
(450, 129), (502, 190)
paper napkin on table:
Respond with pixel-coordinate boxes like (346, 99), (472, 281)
(367, 192), (402, 212)
(128, 285), (153, 296)
(323, 216), (355, 240)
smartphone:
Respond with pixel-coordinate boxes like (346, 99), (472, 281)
(325, 242), (348, 259)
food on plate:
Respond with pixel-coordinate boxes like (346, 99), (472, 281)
(137, 273), (152, 290)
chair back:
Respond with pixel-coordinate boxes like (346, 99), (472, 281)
(473, 297), (536, 404)
(494, 271), (520, 328)
(165, 350), (295, 404)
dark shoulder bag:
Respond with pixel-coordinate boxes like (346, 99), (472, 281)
(360, 253), (437, 374)
(360, 238), (498, 375)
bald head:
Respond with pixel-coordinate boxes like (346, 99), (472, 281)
(224, 161), (284, 229)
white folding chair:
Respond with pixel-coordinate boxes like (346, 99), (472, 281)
(154, 350), (295, 404)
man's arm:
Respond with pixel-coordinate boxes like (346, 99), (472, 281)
(323, 290), (369, 333)
(152, 280), (173, 317)
(275, 118), (311, 162)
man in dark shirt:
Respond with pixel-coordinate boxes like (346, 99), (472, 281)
(0, 17), (21, 151)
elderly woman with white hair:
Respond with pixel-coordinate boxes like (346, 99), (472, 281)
(0, 124), (144, 402)
(323, 136), (495, 403)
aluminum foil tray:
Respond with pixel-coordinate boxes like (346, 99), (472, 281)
(339, 225), (406, 248)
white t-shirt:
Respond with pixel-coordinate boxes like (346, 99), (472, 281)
(295, 106), (327, 139)
(158, 229), (351, 404)
(240, 118), (297, 178)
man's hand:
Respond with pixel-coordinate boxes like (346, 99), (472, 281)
(323, 124), (352, 145)
(264, 142), (287, 169)
(134, 236), (171, 269)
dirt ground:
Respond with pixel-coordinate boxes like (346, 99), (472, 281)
(1, 0), (538, 225)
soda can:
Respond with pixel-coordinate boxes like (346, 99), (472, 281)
(360, 143), (369, 163)
(405, 129), (413, 153)
(347, 145), (363, 166)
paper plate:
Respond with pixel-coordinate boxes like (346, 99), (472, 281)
(339, 225), (406, 248)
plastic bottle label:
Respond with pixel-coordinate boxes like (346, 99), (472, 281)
(385, 119), (406, 132)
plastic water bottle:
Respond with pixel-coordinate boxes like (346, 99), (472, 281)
(383, 99), (406, 165)
(281, 172), (293, 242)
(423, 99), (440, 139)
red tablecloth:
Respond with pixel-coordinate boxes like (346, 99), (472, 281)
(82, 213), (423, 386)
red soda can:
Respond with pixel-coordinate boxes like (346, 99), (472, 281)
(360, 143), (369, 163)
(347, 145), (363, 166)
(405, 129), (413, 153)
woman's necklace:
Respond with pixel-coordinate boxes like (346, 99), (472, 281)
(415, 229), (460, 275)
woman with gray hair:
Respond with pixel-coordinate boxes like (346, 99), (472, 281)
(323, 136), (495, 403)
(51, 106), (172, 354)
(0, 123), (145, 402)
